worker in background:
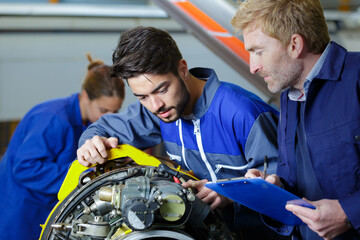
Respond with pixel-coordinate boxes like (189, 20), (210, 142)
(231, 0), (360, 239)
(0, 54), (125, 240)
(76, 26), (279, 239)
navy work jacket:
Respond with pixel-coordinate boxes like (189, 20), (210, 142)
(277, 42), (360, 235)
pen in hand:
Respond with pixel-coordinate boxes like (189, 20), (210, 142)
(263, 155), (268, 180)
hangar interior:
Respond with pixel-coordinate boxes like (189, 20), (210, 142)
(0, 1), (360, 239)
(0, 0), (359, 154)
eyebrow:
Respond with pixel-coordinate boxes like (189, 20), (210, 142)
(133, 82), (168, 97)
(246, 47), (254, 52)
(246, 44), (260, 52)
(246, 43), (265, 52)
(98, 106), (112, 112)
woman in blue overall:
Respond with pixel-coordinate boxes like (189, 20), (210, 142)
(0, 54), (125, 240)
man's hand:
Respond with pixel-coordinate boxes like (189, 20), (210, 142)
(77, 136), (118, 167)
(181, 179), (233, 210)
(245, 168), (282, 187)
(286, 199), (351, 240)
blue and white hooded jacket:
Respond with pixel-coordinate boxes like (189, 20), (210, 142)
(79, 68), (279, 181)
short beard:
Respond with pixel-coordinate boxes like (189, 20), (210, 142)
(268, 57), (304, 93)
(154, 76), (190, 123)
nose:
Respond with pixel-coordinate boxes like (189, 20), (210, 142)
(249, 56), (261, 74)
(150, 96), (164, 112)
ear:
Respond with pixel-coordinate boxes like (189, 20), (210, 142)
(81, 89), (90, 103)
(287, 34), (304, 59)
(178, 59), (189, 80)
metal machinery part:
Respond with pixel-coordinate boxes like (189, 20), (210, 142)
(40, 156), (234, 240)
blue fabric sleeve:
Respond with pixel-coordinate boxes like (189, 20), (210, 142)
(12, 113), (76, 195)
(244, 112), (279, 174)
(260, 214), (295, 237)
(79, 101), (162, 149)
(230, 110), (279, 231)
(340, 190), (360, 234)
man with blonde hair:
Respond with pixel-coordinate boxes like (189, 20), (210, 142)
(232, 0), (360, 239)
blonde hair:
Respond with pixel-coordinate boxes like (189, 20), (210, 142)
(231, 0), (330, 54)
(82, 53), (125, 100)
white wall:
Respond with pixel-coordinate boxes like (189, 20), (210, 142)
(1, 15), (359, 121)
(0, 32), (125, 120)
(0, 18), (264, 121)
(330, 30), (360, 51)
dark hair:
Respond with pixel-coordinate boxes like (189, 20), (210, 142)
(82, 53), (125, 100)
(111, 26), (183, 80)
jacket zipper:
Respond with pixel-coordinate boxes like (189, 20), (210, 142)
(214, 163), (249, 174)
(177, 119), (190, 170)
(192, 119), (217, 182)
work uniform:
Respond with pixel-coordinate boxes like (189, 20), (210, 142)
(0, 93), (88, 240)
(79, 67), (279, 234)
(277, 42), (360, 239)
(80, 68), (278, 180)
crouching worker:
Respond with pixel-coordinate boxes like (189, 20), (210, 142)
(76, 26), (279, 239)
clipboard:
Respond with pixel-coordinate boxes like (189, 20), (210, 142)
(205, 178), (315, 225)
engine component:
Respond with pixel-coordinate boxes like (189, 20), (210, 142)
(39, 145), (234, 240)
(72, 216), (110, 238)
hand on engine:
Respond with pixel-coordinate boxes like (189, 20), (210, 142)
(77, 136), (118, 167)
(182, 179), (233, 210)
